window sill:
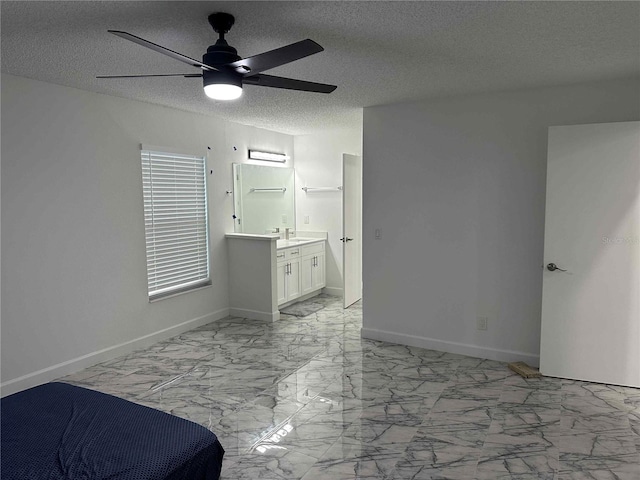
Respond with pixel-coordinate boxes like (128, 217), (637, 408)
(148, 282), (212, 303)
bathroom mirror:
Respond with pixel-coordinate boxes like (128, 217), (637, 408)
(233, 163), (295, 234)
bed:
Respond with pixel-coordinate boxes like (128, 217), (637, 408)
(1, 382), (224, 480)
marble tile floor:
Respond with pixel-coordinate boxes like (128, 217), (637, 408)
(60, 294), (640, 479)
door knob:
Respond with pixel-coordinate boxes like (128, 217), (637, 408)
(547, 263), (567, 272)
(341, 237), (353, 242)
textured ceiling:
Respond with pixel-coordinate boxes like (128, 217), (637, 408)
(2, 1), (639, 135)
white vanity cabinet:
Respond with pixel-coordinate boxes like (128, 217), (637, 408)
(277, 239), (325, 307)
(300, 242), (325, 296)
(277, 247), (302, 304)
(226, 233), (327, 321)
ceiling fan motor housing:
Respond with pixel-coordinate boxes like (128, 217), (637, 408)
(203, 40), (240, 67)
(202, 40), (243, 90)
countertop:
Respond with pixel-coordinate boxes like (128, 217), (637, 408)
(276, 237), (325, 249)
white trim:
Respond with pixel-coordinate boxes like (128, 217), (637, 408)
(361, 327), (540, 367)
(322, 286), (344, 297)
(229, 307), (280, 323)
(0, 308), (230, 398)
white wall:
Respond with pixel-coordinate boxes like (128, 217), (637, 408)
(294, 128), (362, 295)
(362, 78), (640, 365)
(1, 74), (293, 394)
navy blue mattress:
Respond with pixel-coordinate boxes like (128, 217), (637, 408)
(1, 382), (224, 480)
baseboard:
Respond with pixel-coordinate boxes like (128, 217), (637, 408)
(0, 308), (230, 397)
(229, 307), (280, 323)
(361, 327), (540, 367)
(322, 286), (343, 297)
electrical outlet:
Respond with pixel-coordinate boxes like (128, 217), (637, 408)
(477, 316), (488, 331)
(304, 215), (310, 224)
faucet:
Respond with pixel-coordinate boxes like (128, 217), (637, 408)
(285, 228), (290, 240)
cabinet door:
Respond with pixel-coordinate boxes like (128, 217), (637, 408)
(276, 262), (287, 305)
(300, 255), (315, 296)
(312, 253), (326, 290)
(287, 259), (301, 301)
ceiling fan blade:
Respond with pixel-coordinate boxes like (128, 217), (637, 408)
(227, 39), (323, 76)
(96, 73), (203, 78)
(243, 74), (337, 94)
(108, 30), (218, 71)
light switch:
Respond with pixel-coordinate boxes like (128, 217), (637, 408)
(375, 228), (382, 239)
(304, 215), (310, 224)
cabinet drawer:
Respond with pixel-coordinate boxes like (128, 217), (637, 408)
(285, 247), (301, 260)
(276, 247), (301, 261)
(301, 242), (324, 256)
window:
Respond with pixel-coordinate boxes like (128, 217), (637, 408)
(141, 148), (210, 300)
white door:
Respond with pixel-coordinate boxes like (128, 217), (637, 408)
(287, 259), (301, 302)
(276, 262), (287, 305)
(312, 252), (326, 291)
(300, 255), (314, 296)
(540, 121), (640, 387)
(343, 154), (362, 308)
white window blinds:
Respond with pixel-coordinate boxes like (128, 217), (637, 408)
(141, 149), (210, 300)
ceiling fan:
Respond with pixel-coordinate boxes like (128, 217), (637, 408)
(97, 12), (337, 100)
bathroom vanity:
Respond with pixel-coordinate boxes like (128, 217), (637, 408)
(226, 233), (326, 322)
(276, 238), (325, 305)
(228, 162), (327, 321)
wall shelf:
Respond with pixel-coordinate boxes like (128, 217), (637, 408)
(301, 186), (342, 193)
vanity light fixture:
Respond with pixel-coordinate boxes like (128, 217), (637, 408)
(248, 150), (290, 163)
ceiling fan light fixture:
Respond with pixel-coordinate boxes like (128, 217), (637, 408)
(203, 71), (243, 100)
(204, 83), (242, 100)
